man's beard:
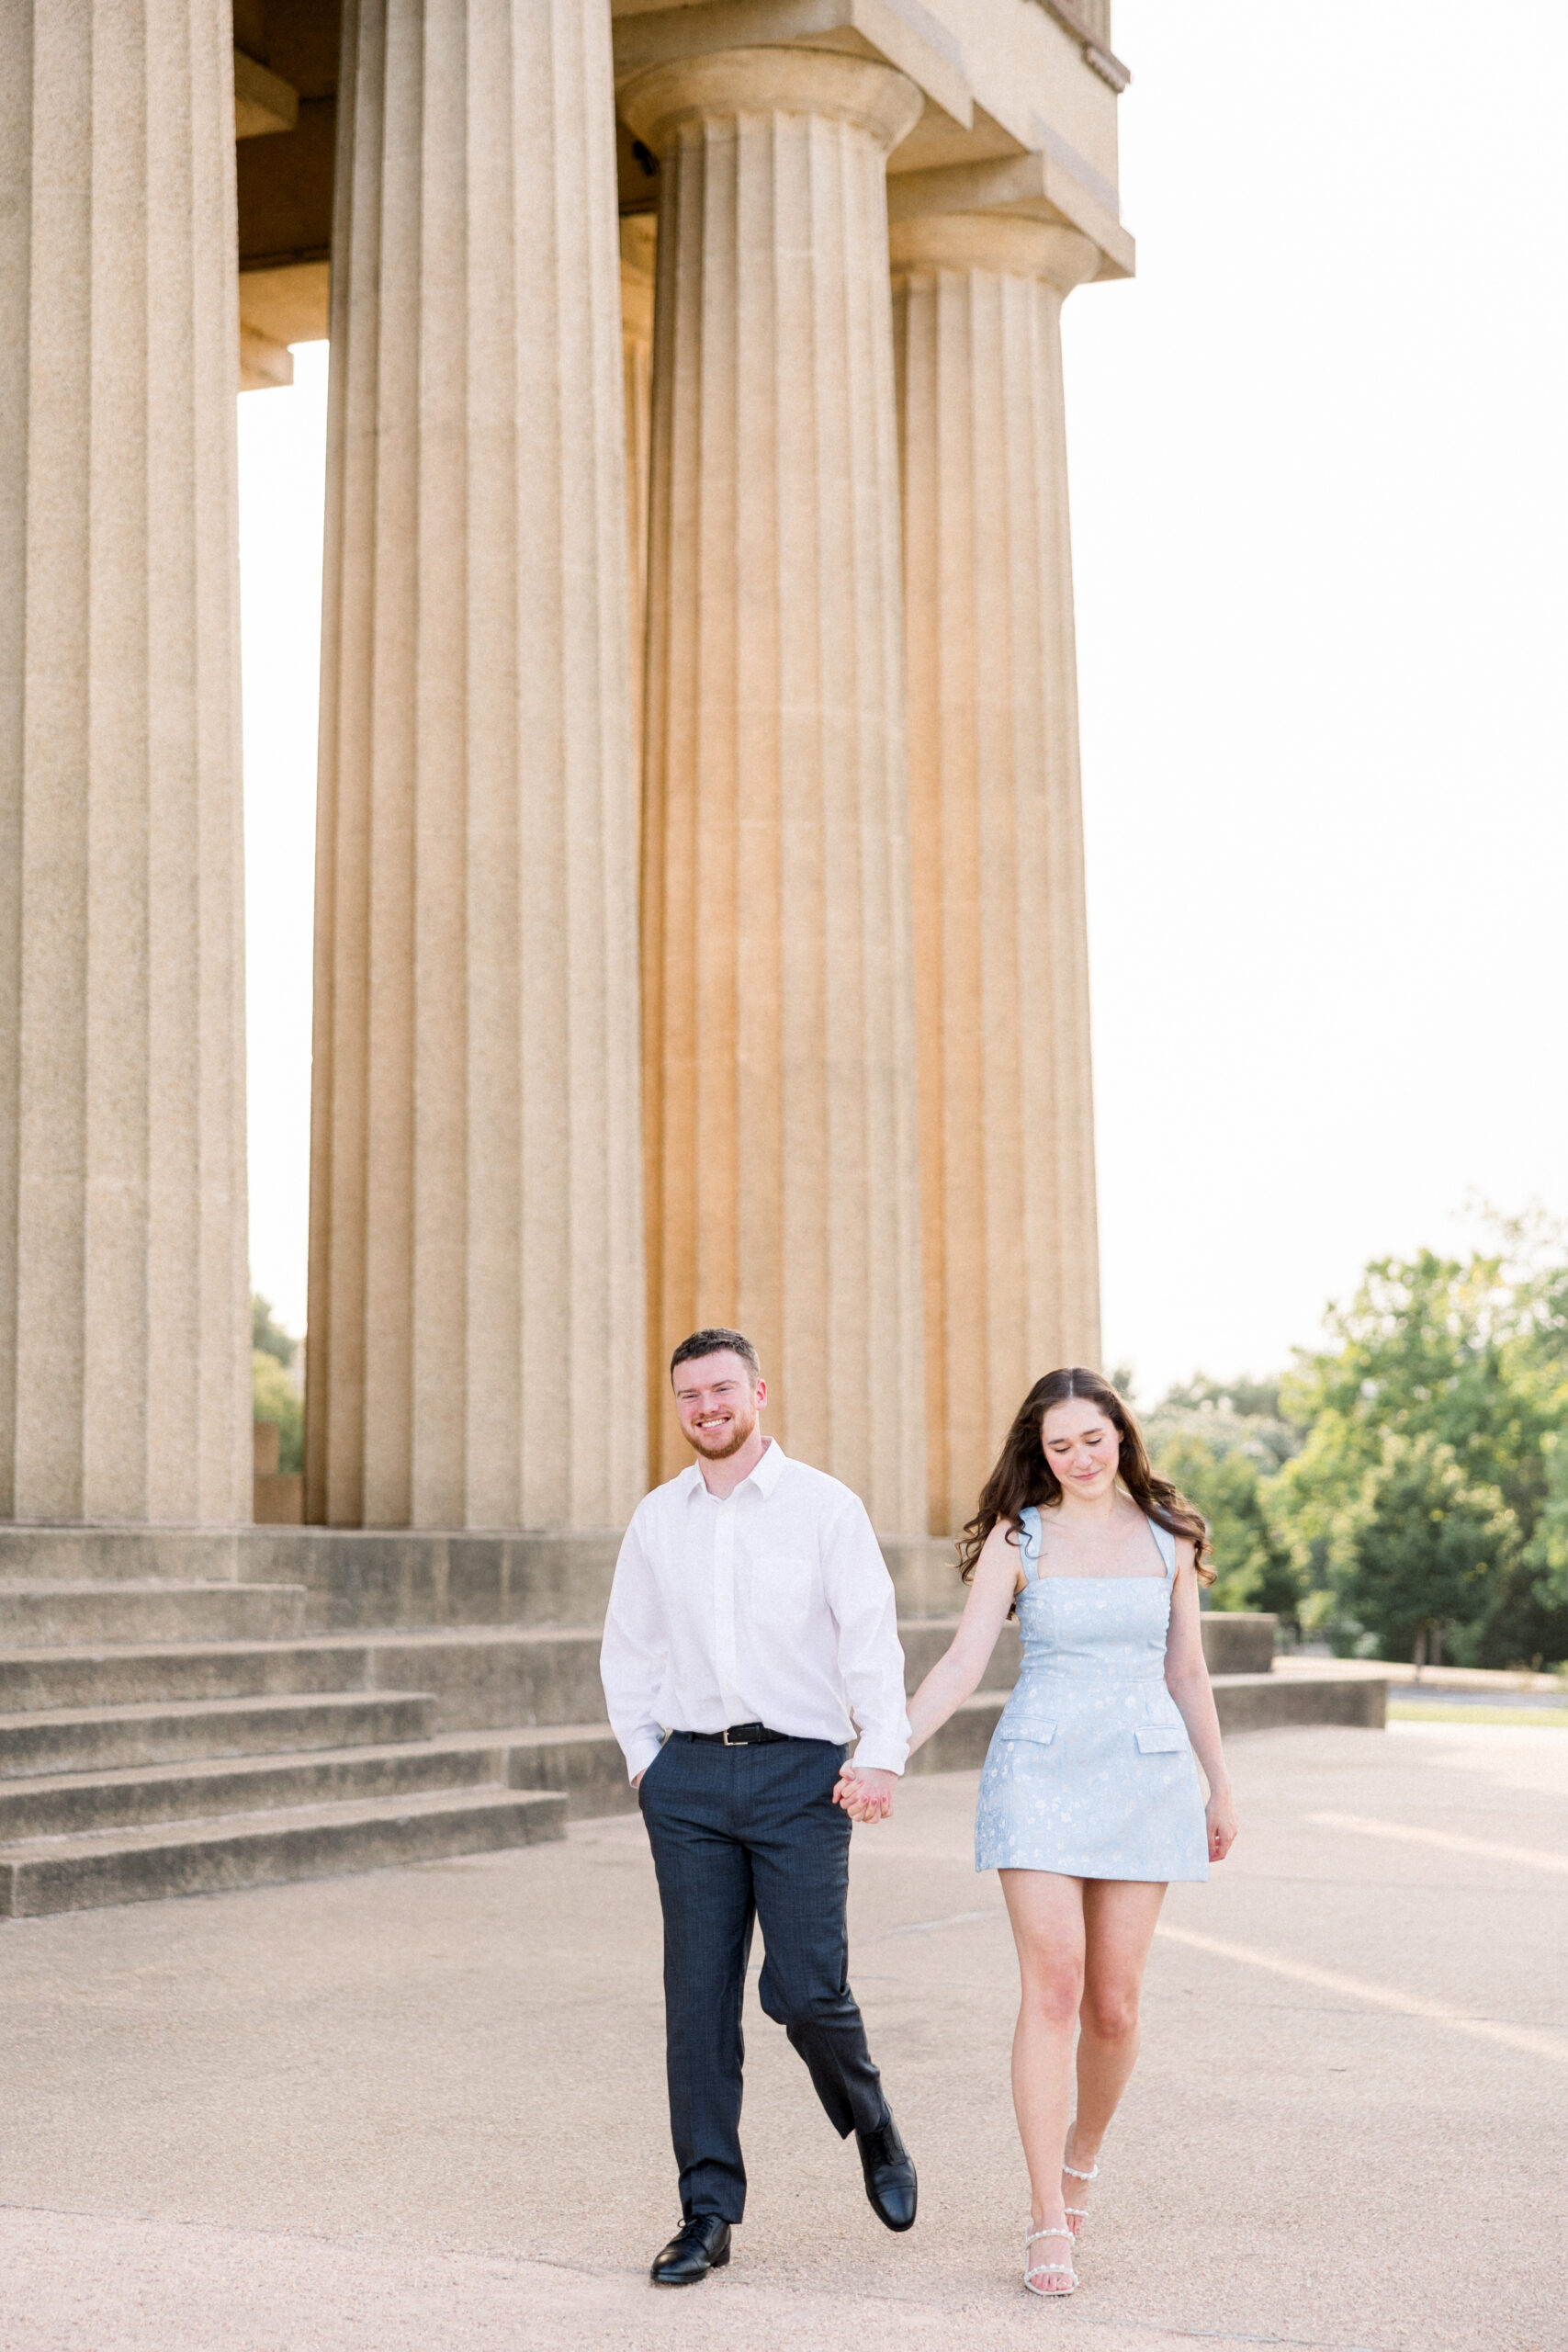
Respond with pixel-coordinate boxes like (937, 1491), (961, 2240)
(689, 1406), (758, 1460)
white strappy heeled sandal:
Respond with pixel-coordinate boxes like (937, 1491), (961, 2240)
(1023, 2223), (1078, 2297)
(1062, 2138), (1100, 2237)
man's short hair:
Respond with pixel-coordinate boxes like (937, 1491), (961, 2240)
(670, 1328), (761, 1383)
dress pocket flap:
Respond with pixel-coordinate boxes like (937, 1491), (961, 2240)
(1134, 1724), (1188, 1754)
(998, 1718), (1056, 1745)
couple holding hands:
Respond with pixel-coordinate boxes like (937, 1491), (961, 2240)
(600, 1329), (1237, 2300)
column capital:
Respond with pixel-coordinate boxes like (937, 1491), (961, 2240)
(620, 45), (922, 159)
(888, 212), (1100, 296)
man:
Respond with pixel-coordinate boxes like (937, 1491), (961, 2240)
(601, 1329), (917, 2287)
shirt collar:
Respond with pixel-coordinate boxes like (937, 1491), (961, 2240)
(748, 1436), (788, 1496)
(680, 1436), (789, 1503)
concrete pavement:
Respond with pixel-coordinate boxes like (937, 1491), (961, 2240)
(1, 1721), (1562, 2352)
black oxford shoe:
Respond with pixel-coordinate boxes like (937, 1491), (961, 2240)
(857, 2110), (918, 2232)
(650, 2213), (732, 2286)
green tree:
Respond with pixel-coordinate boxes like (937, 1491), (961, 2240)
(253, 1295), (298, 1369)
(1268, 1238), (1568, 1667)
(1329, 1432), (1519, 1665)
(1525, 1431), (1568, 1605)
(1275, 1250), (1545, 1519)
(251, 1295), (302, 1476)
(1144, 1379), (1305, 1622)
(252, 1351), (302, 1475)
(1160, 1372), (1295, 1429)
(1150, 1430), (1302, 1618)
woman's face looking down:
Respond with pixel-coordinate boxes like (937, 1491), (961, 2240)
(1040, 1399), (1121, 1503)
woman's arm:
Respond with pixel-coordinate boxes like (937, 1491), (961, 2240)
(837, 1521), (1023, 1822)
(905, 1521), (1023, 1752)
(1163, 1542), (1238, 1862)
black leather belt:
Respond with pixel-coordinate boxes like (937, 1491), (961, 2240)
(671, 1723), (791, 1747)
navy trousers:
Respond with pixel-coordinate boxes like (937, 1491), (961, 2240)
(637, 1732), (889, 2222)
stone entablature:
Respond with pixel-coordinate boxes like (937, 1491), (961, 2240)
(612, 0), (1133, 277)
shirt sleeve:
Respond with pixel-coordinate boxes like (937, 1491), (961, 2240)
(600, 1506), (668, 1782)
(820, 1492), (911, 1774)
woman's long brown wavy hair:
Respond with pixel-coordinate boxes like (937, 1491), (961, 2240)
(957, 1366), (1215, 1588)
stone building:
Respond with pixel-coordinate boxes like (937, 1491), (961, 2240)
(2, 0), (1130, 1555)
(0, 8), (1384, 1923)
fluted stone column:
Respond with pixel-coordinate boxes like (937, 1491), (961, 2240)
(624, 50), (927, 1527)
(307, 0), (646, 1530)
(0, 2), (250, 1523)
(892, 215), (1102, 1536)
(620, 215), (656, 769)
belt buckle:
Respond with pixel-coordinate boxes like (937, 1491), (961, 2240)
(721, 1724), (750, 1747)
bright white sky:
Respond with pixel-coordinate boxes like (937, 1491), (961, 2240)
(239, 0), (1568, 1401)
(238, 341), (327, 1346)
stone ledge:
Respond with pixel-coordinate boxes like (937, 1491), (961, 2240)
(0, 1786), (565, 1921)
(0, 1525), (955, 1628)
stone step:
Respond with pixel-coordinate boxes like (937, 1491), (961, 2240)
(0, 1638), (376, 1713)
(337, 1627), (608, 1729)
(0, 1528), (258, 1585)
(0, 1736), (505, 1842)
(0, 1581), (308, 1648)
(0, 1675), (1389, 1915)
(364, 1622), (1025, 1734)
(1201, 1614), (1279, 1675)
(0, 1628), (606, 1727)
(253, 1532), (960, 1635)
(0, 1613), (1276, 1726)
(0, 1612), (1274, 1721)
(500, 1660), (1384, 1815)
(0, 1523), (958, 1624)
(0, 1784), (566, 1920)
(0, 1690), (436, 1780)
(254, 1532), (957, 1635)
(0, 1622), (1008, 1748)
(1208, 1670), (1386, 1733)
(248, 1530), (626, 1634)
(497, 1723), (639, 1819)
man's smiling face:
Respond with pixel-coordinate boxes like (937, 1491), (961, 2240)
(672, 1351), (766, 1461)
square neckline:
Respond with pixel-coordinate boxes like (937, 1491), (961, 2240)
(1018, 1505), (1173, 1584)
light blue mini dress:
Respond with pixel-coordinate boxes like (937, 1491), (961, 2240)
(974, 1506), (1208, 1882)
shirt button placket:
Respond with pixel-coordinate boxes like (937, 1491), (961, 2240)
(714, 1499), (742, 1719)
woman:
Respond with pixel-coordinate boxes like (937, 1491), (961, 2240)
(838, 1367), (1237, 2298)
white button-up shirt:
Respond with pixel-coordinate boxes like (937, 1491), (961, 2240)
(600, 1439), (910, 1782)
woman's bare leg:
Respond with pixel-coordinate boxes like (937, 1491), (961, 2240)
(1063, 1879), (1167, 2226)
(999, 1870), (1087, 2285)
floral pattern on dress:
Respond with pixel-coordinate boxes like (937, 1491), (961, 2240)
(974, 1509), (1208, 1883)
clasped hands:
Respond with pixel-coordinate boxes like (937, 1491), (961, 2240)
(833, 1762), (897, 1825)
